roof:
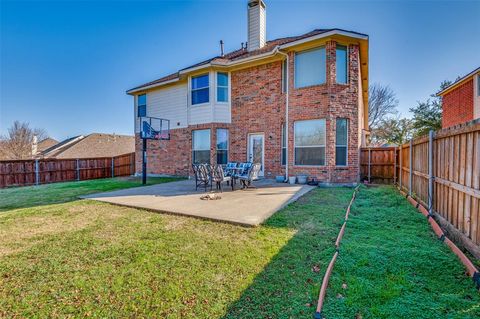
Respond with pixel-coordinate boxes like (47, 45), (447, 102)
(39, 133), (135, 159)
(36, 138), (59, 153)
(127, 28), (368, 93)
(437, 67), (480, 96)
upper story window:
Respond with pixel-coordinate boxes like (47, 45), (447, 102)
(335, 118), (348, 166)
(336, 45), (348, 84)
(217, 72), (229, 102)
(294, 47), (326, 88)
(282, 60), (287, 93)
(216, 128), (229, 164)
(192, 129), (211, 164)
(477, 74), (480, 96)
(137, 94), (146, 117)
(191, 74), (209, 105)
(294, 119), (326, 166)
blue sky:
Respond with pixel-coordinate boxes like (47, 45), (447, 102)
(1, 0), (479, 140)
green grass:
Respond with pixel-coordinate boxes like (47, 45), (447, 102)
(322, 186), (480, 319)
(0, 182), (479, 318)
(0, 176), (181, 211)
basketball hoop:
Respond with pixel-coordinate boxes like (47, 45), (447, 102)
(139, 117), (170, 184)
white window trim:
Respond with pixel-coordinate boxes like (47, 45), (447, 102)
(294, 46), (327, 89)
(192, 129), (211, 163)
(215, 71), (230, 103)
(336, 44), (349, 85)
(293, 119), (327, 166)
(281, 124), (286, 166)
(191, 73), (210, 106)
(137, 93), (147, 117)
(335, 118), (348, 167)
(216, 128), (229, 164)
(281, 60), (287, 93)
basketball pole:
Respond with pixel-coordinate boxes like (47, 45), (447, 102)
(142, 138), (147, 185)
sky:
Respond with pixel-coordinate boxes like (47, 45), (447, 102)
(1, 0), (479, 141)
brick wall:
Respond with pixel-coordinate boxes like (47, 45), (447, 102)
(136, 41), (362, 183)
(442, 79), (474, 128)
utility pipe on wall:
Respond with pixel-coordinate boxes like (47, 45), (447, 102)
(277, 50), (289, 181)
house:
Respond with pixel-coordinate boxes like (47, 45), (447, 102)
(438, 67), (480, 128)
(38, 133), (134, 159)
(127, 0), (369, 184)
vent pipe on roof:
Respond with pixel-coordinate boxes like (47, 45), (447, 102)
(220, 40), (224, 56)
(247, 0), (266, 51)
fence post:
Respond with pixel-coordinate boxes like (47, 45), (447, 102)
(393, 147), (397, 185)
(409, 139), (413, 196)
(35, 159), (39, 186)
(368, 148), (371, 183)
(111, 157), (115, 178)
(428, 130), (434, 215)
(76, 159), (80, 181)
(399, 145), (402, 190)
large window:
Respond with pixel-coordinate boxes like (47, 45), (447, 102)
(294, 119), (326, 166)
(335, 118), (348, 166)
(336, 45), (348, 84)
(217, 72), (229, 102)
(281, 124), (286, 165)
(216, 129), (228, 164)
(192, 129), (211, 164)
(282, 60), (287, 93)
(191, 74), (209, 105)
(137, 94), (146, 117)
(295, 47), (326, 88)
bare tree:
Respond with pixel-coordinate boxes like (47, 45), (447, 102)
(368, 84), (399, 129)
(370, 116), (413, 146)
(0, 121), (47, 160)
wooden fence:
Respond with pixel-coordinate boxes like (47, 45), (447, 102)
(0, 153), (135, 188)
(361, 121), (480, 247)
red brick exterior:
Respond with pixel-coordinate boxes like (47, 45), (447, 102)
(442, 79), (474, 128)
(135, 41), (363, 184)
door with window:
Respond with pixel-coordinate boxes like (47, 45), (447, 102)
(248, 134), (264, 177)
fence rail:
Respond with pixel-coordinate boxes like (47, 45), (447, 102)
(0, 153), (135, 188)
(361, 121), (480, 249)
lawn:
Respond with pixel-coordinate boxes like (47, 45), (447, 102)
(0, 176), (180, 211)
(0, 181), (479, 318)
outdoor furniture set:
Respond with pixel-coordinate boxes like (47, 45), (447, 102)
(192, 162), (261, 192)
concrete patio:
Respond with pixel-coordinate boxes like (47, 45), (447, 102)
(81, 179), (314, 226)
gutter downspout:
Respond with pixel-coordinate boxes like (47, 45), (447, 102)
(277, 49), (289, 181)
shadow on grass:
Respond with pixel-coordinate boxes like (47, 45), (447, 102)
(0, 176), (181, 212)
(220, 188), (353, 319)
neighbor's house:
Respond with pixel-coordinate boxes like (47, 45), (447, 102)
(32, 137), (58, 157)
(38, 133), (134, 159)
(438, 67), (480, 128)
(127, 0), (369, 184)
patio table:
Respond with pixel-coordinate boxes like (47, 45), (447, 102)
(228, 167), (244, 191)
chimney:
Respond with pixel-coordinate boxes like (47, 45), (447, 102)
(247, 0), (266, 51)
(32, 135), (38, 156)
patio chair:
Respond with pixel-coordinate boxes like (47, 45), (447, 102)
(224, 162), (238, 177)
(237, 163), (261, 189)
(192, 164), (211, 191)
(212, 164), (233, 192)
(235, 162), (252, 177)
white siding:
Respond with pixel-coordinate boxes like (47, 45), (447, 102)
(189, 104), (212, 125)
(213, 103), (231, 123)
(134, 83), (188, 133)
(248, 0), (266, 51)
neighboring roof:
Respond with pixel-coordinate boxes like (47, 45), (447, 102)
(36, 138), (59, 153)
(40, 133), (135, 159)
(437, 67), (480, 96)
(127, 28), (368, 94)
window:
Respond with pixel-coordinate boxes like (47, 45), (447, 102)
(192, 129), (210, 164)
(335, 118), (348, 166)
(191, 74), (209, 105)
(336, 45), (348, 84)
(478, 74), (480, 96)
(216, 129), (228, 164)
(137, 94), (146, 117)
(295, 47), (326, 88)
(294, 119), (326, 165)
(282, 60), (287, 93)
(217, 72), (229, 102)
(281, 124), (286, 165)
